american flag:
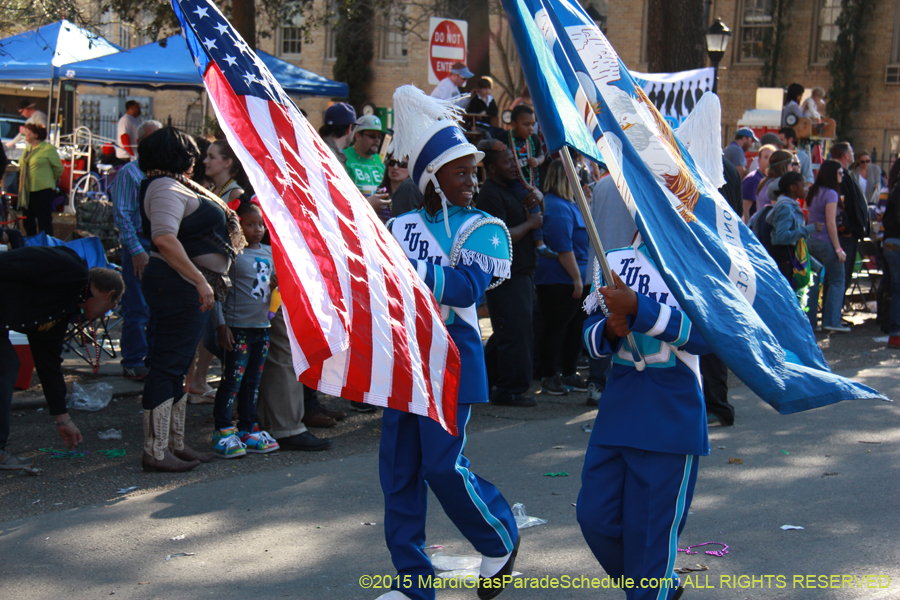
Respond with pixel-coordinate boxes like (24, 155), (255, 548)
(173, 0), (461, 434)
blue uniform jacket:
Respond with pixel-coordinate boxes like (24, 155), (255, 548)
(390, 205), (511, 404)
(583, 244), (712, 456)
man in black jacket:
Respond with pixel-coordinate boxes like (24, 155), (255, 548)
(0, 246), (123, 469)
(476, 140), (543, 407)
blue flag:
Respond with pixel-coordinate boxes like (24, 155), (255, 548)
(502, 0), (886, 413)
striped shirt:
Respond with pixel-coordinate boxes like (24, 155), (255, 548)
(111, 161), (146, 258)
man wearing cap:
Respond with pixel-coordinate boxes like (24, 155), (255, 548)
(318, 102), (357, 169)
(723, 128), (758, 180)
(344, 115), (386, 196)
(430, 62), (473, 110)
(5, 100), (48, 148)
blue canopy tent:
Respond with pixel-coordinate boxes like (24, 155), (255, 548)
(0, 20), (119, 139)
(62, 35), (347, 98)
(0, 20), (119, 83)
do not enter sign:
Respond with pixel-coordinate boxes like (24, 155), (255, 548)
(428, 17), (468, 85)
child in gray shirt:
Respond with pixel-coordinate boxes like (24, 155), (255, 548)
(211, 202), (280, 458)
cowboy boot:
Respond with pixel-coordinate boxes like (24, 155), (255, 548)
(170, 394), (215, 463)
(142, 398), (200, 473)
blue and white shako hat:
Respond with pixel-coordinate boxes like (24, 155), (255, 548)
(391, 84), (484, 237)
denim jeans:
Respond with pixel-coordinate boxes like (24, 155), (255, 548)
(141, 258), (210, 410)
(882, 238), (900, 336)
(213, 327), (271, 431)
(807, 237), (845, 328)
(119, 241), (151, 368)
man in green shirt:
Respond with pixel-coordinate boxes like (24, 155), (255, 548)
(343, 115), (385, 195)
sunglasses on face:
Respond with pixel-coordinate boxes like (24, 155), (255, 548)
(362, 132), (382, 141)
(387, 160), (408, 168)
(858, 159), (871, 164)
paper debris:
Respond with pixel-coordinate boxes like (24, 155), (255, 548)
(117, 486), (139, 494)
(728, 458), (743, 464)
(780, 525), (804, 530)
(165, 553), (195, 561)
(171, 535), (186, 541)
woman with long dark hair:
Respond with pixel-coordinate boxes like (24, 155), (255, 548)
(138, 127), (246, 472)
(806, 160), (848, 332)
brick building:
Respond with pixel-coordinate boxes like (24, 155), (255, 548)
(61, 1), (900, 169)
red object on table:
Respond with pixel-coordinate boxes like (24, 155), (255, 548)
(9, 332), (34, 390)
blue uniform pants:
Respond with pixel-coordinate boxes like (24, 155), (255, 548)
(577, 445), (699, 600)
(379, 404), (517, 600)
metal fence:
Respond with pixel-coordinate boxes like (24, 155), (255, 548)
(74, 115), (206, 140)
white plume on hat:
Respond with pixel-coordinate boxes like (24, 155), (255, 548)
(392, 85), (461, 161)
(674, 92), (726, 190)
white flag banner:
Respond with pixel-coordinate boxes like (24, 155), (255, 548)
(631, 67), (715, 129)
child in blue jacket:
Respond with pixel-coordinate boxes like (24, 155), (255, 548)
(579, 241), (711, 600)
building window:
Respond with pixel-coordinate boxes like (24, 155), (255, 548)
(891, 0), (900, 65)
(281, 25), (303, 56)
(811, 0), (841, 65)
(324, 0), (338, 60)
(380, 5), (408, 60)
(736, 0), (774, 63)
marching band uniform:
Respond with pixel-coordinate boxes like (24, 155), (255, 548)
(578, 242), (710, 600)
(376, 86), (519, 600)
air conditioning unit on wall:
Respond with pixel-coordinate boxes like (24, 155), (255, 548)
(887, 65), (900, 85)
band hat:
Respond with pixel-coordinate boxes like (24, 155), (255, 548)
(353, 114), (385, 133)
(392, 84), (483, 237)
(408, 120), (484, 195)
(323, 102), (357, 126)
(449, 62), (474, 79)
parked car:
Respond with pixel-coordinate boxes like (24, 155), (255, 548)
(0, 113), (27, 161)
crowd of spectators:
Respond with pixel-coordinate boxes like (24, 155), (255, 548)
(3, 74), (900, 471)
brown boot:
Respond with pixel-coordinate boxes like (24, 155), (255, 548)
(170, 395), (215, 463)
(302, 411), (337, 428)
(142, 399), (200, 473)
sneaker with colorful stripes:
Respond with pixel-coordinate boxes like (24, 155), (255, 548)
(238, 424), (280, 454)
(212, 427), (247, 459)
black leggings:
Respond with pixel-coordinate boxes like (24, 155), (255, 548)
(22, 188), (55, 237)
(536, 283), (588, 378)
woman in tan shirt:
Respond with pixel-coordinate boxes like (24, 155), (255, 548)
(137, 127), (245, 473)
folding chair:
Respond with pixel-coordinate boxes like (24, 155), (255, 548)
(844, 240), (882, 314)
(60, 237), (123, 363)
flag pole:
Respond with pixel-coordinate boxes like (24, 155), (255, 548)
(560, 146), (646, 371)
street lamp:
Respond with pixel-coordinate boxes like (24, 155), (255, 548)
(705, 17), (732, 95)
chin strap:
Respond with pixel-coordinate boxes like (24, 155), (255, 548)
(428, 170), (452, 238)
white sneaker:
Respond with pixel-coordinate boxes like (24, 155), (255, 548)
(0, 450), (33, 470)
(823, 325), (851, 333)
(375, 591), (412, 600)
(586, 383), (602, 407)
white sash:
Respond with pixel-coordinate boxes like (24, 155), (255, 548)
(393, 212), (482, 331)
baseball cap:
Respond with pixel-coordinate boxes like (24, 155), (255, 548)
(323, 102), (357, 126)
(759, 132), (783, 147)
(17, 99), (36, 111)
(449, 62), (474, 79)
(354, 114), (384, 133)
(735, 128), (759, 142)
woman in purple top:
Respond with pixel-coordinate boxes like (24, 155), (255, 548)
(806, 160), (849, 332)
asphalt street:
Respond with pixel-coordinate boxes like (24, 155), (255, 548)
(1, 364), (898, 600)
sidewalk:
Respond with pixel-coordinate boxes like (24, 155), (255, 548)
(1, 364), (897, 600)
